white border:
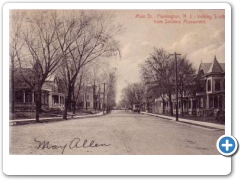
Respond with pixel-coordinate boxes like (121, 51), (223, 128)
(3, 3), (231, 175)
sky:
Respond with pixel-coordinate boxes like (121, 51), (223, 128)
(105, 10), (225, 103)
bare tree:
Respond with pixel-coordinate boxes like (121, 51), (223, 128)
(177, 56), (196, 117)
(57, 11), (122, 119)
(141, 48), (175, 116)
(9, 11), (25, 117)
(105, 71), (117, 113)
(72, 65), (90, 114)
(141, 48), (196, 116)
(15, 10), (64, 122)
(121, 83), (146, 110)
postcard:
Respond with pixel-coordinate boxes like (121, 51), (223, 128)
(3, 2), (233, 175)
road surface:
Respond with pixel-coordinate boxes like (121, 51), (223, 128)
(9, 110), (224, 155)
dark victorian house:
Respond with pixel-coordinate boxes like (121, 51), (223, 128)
(195, 56), (225, 116)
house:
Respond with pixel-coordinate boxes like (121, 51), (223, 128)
(12, 68), (65, 112)
(195, 56), (225, 116)
(81, 85), (104, 111)
(152, 56), (225, 117)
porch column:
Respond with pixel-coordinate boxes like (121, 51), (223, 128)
(48, 93), (52, 108)
(32, 91), (34, 111)
(23, 90), (26, 103)
(213, 97), (214, 108)
(58, 95), (61, 106)
(190, 99), (192, 109)
(206, 95), (209, 109)
(32, 92), (34, 104)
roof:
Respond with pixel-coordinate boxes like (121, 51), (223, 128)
(207, 56), (224, 73)
(200, 63), (211, 74)
(198, 56), (225, 76)
(13, 68), (65, 93)
(220, 63), (225, 72)
(14, 68), (34, 89)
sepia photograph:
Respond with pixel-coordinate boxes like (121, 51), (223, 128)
(8, 8), (225, 155)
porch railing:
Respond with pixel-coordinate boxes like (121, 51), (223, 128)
(203, 107), (214, 117)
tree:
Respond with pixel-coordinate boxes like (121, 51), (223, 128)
(72, 65), (90, 114)
(141, 48), (196, 116)
(14, 10), (64, 122)
(177, 56), (196, 117)
(105, 71), (117, 112)
(9, 11), (25, 118)
(121, 82), (146, 110)
(57, 11), (122, 119)
(141, 48), (175, 116)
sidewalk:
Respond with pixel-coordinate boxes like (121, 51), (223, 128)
(141, 112), (225, 130)
(9, 112), (104, 125)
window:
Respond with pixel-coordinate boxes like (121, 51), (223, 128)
(87, 95), (89, 100)
(53, 95), (59, 104)
(87, 102), (90, 107)
(207, 79), (211, 92)
(188, 100), (191, 109)
(214, 96), (218, 108)
(15, 91), (23, 102)
(215, 79), (221, 91)
(192, 100), (196, 109)
(25, 91), (32, 103)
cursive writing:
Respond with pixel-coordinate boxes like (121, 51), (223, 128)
(34, 138), (111, 154)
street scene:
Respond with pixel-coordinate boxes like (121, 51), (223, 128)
(9, 9), (225, 155)
(10, 110), (224, 155)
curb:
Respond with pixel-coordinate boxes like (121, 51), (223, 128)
(9, 112), (104, 126)
(141, 112), (225, 130)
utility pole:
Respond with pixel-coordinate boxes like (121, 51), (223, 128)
(170, 52), (181, 121)
(103, 83), (106, 114)
(93, 80), (96, 111)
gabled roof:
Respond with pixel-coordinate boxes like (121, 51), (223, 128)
(198, 56), (225, 76)
(14, 68), (34, 89)
(199, 63), (212, 74)
(207, 56), (224, 73)
(13, 68), (65, 93)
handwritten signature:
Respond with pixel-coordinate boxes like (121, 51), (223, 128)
(34, 138), (111, 154)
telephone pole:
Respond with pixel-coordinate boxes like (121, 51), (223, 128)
(170, 52), (181, 121)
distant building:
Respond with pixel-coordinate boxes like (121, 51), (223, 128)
(81, 85), (104, 111)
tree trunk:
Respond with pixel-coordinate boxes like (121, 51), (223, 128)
(162, 97), (165, 114)
(63, 88), (72, 120)
(35, 89), (42, 123)
(73, 101), (76, 114)
(169, 92), (173, 116)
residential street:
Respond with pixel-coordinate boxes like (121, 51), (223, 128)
(9, 110), (224, 155)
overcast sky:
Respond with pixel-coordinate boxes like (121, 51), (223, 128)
(106, 10), (225, 103)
